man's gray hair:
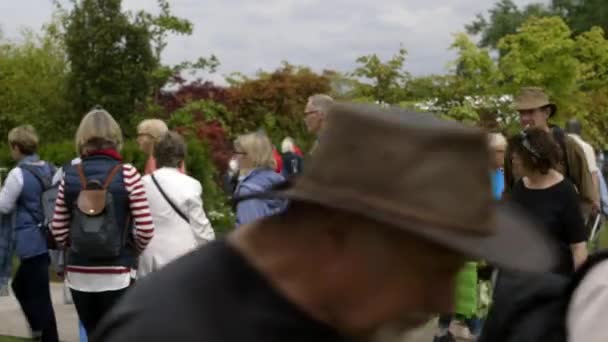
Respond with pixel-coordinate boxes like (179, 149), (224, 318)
(154, 131), (187, 168)
(308, 94), (334, 114)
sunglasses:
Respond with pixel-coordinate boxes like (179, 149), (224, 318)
(520, 131), (541, 159)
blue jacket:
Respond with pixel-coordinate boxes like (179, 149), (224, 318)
(234, 168), (287, 227)
(491, 169), (505, 200)
(14, 156), (54, 259)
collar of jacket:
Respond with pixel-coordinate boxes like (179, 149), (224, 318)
(17, 154), (41, 165)
(83, 149), (123, 161)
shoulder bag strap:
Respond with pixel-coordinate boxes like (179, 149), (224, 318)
(151, 173), (190, 224)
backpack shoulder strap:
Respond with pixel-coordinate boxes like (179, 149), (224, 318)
(76, 164), (88, 189)
(20, 164), (51, 190)
(102, 164), (122, 190)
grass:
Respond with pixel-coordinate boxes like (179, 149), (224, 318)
(0, 336), (29, 342)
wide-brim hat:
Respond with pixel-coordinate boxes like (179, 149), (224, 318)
(248, 104), (556, 272)
(513, 87), (557, 118)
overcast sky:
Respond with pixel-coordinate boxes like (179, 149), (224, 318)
(1, 0), (544, 83)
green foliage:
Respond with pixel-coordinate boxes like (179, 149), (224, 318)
(450, 33), (500, 94)
(183, 137), (234, 234)
(466, 0), (552, 50)
(498, 17), (580, 107)
(351, 47), (410, 104)
(61, 0), (156, 128)
(0, 28), (74, 141)
(168, 100), (232, 131)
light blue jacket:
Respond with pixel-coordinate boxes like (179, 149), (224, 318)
(234, 168), (287, 227)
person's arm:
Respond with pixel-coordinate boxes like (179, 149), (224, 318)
(187, 183), (215, 243)
(51, 179), (70, 248)
(123, 164), (154, 252)
(571, 242), (588, 271)
(0, 168), (24, 214)
(562, 181), (589, 269)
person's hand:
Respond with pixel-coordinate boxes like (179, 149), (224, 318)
(592, 201), (601, 214)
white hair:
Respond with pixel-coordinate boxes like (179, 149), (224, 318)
(307, 94), (334, 114)
(281, 137), (295, 153)
(489, 133), (507, 149)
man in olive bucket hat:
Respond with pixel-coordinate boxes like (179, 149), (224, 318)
(503, 87), (598, 216)
(93, 104), (556, 342)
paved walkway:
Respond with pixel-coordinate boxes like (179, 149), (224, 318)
(0, 283), (79, 342)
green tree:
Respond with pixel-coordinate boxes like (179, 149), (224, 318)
(351, 47), (410, 104)
(553, 0), (608, 35)
(61, 0), (156, 126)
(466, 0), (552, 49)
(0, 28), (74, 140)
(498, 16), (580, 114)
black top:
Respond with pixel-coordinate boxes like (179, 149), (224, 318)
(92, 240), (349, 342)
(281, 152), (304, 177)
(511, 178), (587, 275)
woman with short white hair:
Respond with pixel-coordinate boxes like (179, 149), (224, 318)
(138, 132), (215, 278)
(232, 132), (287, 226)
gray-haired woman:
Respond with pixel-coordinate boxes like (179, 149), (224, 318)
(138, 132), (215, 277)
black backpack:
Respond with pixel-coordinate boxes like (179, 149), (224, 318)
(19, 163), (57, 249)
(69, 163), (127, 259)
(479, 251), (608, 342)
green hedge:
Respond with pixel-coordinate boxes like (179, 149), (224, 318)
(0, 138), (235, 234)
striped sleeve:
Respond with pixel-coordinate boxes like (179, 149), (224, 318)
(123, 164), (154, 252)
(51, 179), (71, 247)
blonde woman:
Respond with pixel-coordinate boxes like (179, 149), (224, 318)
(51, 108), (154, 337)
(138, 132), (215, 278)
(233, 132), (287, 227)
(137, 119), (185, 175)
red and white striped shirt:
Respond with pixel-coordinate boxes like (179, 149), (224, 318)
(52, 163), (154, 292)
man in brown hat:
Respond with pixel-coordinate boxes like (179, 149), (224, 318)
(504, 87), (597, 215)
(93, 104), (555, 342)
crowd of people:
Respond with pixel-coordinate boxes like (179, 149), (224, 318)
(0, 89), (607, 342)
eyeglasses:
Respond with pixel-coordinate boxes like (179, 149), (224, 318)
(137, 132), (154, 138)
(304, 110), (320, 116)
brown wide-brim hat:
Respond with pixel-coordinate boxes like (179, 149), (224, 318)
(513, 87), (557, 118)
(248, 104), (556, 272)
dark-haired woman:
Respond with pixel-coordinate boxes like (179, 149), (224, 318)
(509, 128), (588, 275)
